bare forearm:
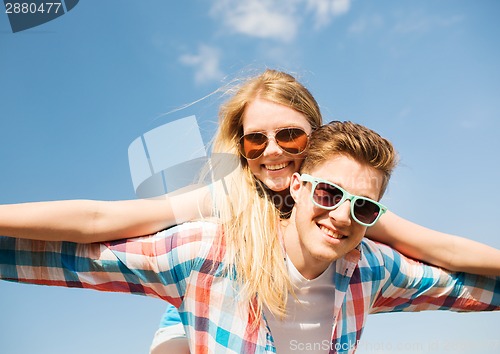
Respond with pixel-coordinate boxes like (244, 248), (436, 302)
(445, 236), (500, 276)
(0, 200), (98, 241)
(0, 198), (176, 242)
(0, 200), (149, 242)
(0, 186), (212, 243)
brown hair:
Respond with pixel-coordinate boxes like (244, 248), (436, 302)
(301, 121), (398, 197)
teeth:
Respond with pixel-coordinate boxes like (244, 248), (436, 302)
(265, 162), (289, 171)
(319, 226), (344, 239)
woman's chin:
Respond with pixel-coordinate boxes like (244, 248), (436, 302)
(265, 178), (290, 194)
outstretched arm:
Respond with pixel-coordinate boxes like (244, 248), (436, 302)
(0, 222), (215, 301)
(366, 211), (500, 276)
(364, 240), (500, 315)
(0, 185), (211, 243)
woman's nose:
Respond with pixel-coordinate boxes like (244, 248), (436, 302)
(262, 137), (283, 157)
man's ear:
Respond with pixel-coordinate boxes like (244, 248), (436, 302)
(289, 172), (303, 203)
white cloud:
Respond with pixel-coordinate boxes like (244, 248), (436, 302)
(306, 0), (351, 28)
(179, 45), (224, 85)
(210, 0), (299, 42)
(209, 0), (352, 42)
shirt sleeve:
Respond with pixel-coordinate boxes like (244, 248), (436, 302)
(159, 303), (183, 327)
(363, 240), (500, 314)
(0, 222), (216, 306)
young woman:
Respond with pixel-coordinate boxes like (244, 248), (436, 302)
(1, 70), (499, 354)
(152, 69), (500, 353)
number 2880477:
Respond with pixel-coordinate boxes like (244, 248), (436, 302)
(5, 2), (63, 14)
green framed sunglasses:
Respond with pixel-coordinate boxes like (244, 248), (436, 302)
(300, 174), (388, 227)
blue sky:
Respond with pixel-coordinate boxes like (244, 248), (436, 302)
(1, 1), (499, 353)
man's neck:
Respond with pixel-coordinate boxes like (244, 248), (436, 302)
(281, 214), (332, 280)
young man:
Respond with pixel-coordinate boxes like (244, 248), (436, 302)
(1, 121), (498, 354)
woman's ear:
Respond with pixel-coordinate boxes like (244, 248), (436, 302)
(289, 173), (302, 203)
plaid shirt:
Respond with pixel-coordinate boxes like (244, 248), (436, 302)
(1, 221), (498, 353)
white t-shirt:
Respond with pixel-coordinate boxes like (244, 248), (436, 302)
(264, 256), (336, 353)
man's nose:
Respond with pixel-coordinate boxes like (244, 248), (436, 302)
(328, 199), (352, 227)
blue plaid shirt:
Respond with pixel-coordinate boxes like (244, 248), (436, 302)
(1, 221), (498, 353)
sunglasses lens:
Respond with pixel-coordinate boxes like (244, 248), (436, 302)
(240, 128), (308, 159)
(313, 182), (343, 208)
(353, 198), (381, 225)
(240, 133), (267, 159)
(275, 128), (308, 154)
(303, 174), (384, 226)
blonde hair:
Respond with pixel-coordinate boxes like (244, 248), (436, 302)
(208, 69), (322, 325)
(215, 69), (322, 163)
(301, 121), (398, 197)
